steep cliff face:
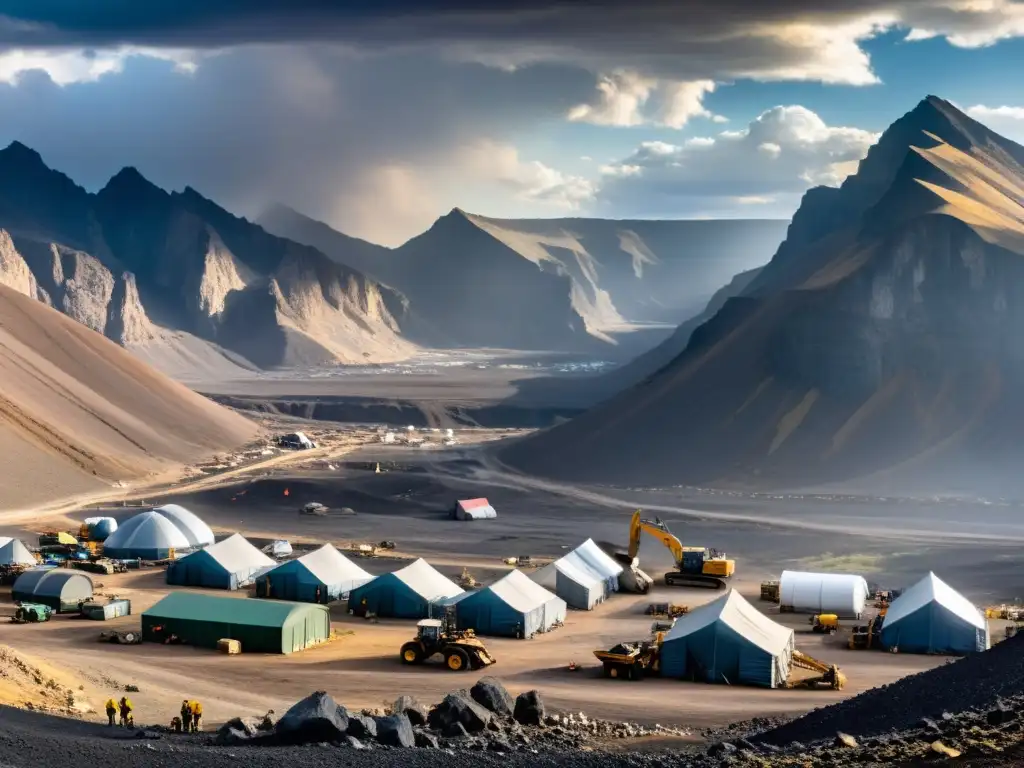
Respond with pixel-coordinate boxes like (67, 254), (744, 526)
(504, 96), (1024, 493)
(0, 151), (415, 373)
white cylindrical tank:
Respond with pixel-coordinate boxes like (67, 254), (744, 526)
(779, 570), (870, 619)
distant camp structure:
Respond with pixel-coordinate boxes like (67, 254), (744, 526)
(531, 538), (623, 610)
(452, 498), (497, 521)
(779, 570), (871, 619)
(80, 517), (118, 542)
(102, 504), (214, 560)
(0, 539), (36, 567)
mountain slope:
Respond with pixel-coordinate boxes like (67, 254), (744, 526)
(259, 204), (787, 354)
(0, 283), (257, 509)
(0, 148), (414, 374)
(503, 96), (1024, 494)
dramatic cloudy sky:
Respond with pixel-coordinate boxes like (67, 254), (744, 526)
(3, 2), (1024, 245)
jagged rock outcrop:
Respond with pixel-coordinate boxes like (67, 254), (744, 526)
(0, 149), (415, 372)
(504, 96), (1024, 494)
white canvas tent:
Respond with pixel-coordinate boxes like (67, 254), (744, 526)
(452, 569), (567, 637)
(0, 539), (35, 566)
(779, 570), (870, 618)
(534, 539), (623, 610)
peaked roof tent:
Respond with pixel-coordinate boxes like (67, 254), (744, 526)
(203, 533), (275, 573)
(484, 569), (562, 614)
(392, 558), (464, 601)
(664, 589), (795, 655)
(571, 539), (623, 580)
(0, 538), (35, 566)
(151, 504), (215, 547)
(294, 544), (371, 584)
(884, 572), (986, 629)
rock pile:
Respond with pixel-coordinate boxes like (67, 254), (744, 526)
(217, 678), (688, 755)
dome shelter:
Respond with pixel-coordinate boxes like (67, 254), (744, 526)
(82, 517), (118, 541)
(13, 568), (93, 612)
(103, 511), (190, 560)
(151, 504), (214, 548)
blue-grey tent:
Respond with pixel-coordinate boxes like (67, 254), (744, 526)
(348, 559), (462, 619)
(660, 590), (795, 688)
(255, 544), (372, 603)
(166, 534), (275, 590)
(879, 572), (989, 655)
(450, 569), (566, 638)
(531, 539), (623, 610)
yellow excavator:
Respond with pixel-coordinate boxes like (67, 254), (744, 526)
(628, 510), (735, 589)
(783, 650), (847, 690)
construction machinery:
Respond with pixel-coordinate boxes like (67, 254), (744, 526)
(628, 510), (735, 589)
(810, 614), (840, 634)
(848, 613), (886, 650)
(400, 611), (495, 672)
(784, 650), (846, 690)
(645, 602), (690, 618)
(594, 639), (662, 680)
(985, 604), (1024, 622)
(10, 603), (52, 623)
(761, 580), (780, 602)
(458, 568), (478, 589)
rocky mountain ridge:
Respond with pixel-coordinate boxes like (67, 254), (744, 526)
(0, 145), (413, 374)
(503, 96), (1024, 494)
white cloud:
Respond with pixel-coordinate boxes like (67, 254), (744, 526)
(597, 104), (879, 217)
(659, 80), (719, 128)
(567, 71), (655, 127)
(460, 140), (595, 209)
(0, 46), (200, 85)
(901, 0), (1024, 48)
(964, 103), (1024, 143)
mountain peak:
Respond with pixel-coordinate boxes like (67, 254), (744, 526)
(101, 166), (165, 197)
(0, 141), (47, 169)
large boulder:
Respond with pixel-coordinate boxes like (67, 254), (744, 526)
(374, 714), (415, 748)
(392, 695), (428, 727)
(347, 714), (377, 740)
(513, 690), (545, 726)
(275, 691), (350, 744)
(428, 690), (493, 733)
(471, 677), (513, 717)
(414, 727), (441, 749)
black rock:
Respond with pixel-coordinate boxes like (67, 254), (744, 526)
(413, 728), (440, 749)
(512, 690), (545, 726)
(276, 691), (350, 745)
(707, 741), (737, 757)
(374, 714), (415, 748)
(443, 722), (471, 740)
(345, 735), (367, 750)
(988, 705), (1017, 726)
(487, 735), (512, 752)
(470, 677), (514, 716)
(428, 691), (493, 733)
(393, 695), (429, 727)
(347, 714), (377, 740)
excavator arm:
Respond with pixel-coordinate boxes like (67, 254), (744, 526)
(786, 650), (846, 690)
(628, 510), (684, 563)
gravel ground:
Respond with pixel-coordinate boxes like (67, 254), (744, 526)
(757, 631), (1024, 746)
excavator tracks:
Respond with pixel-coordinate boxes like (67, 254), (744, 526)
(664, 572), (727, 590)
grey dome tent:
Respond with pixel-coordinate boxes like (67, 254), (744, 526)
(660, 590), (795, 688)
(166, 534), (275, 590)
(879, 572), (989, 655)
(13, 568), (93, 612)
(151, 504), (215, 547)
(103, 510), (191, 559)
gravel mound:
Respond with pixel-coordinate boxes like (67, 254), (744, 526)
(758, 632), (1024, 746)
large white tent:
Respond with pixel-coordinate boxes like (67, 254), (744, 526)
(103, 511), (191, 559)
(530, 539), (623, 610)
(0, 539), (35, 566)
(880, 572), (988, 655)
(166, 534), (275, 590)
(779, 570), (870, 618)
(452, 569), (566, 637)
(151, 504), (215, 547)
(661, 590), (795, 688)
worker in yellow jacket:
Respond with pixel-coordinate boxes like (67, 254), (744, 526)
(118, 696), (133, 727)
(189, 699), (203, 732)
(105, 697), (117, 727)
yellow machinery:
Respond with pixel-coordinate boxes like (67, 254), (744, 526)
(628, 510), (735, 589)
(849, 610), (886, 650)
(458, 568), (478, 589)
(784, 650), (846, 690)
(400, 618), (495, 672)
(985, 605), (1024, 621)
(810, 614), (840, 634)
(594, 637), (662, 680)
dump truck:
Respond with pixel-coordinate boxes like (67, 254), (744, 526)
(594, 640), (661, 680)
(628, 510), (735, 589)
(645, 603), (689, 618)
(400, 614), (495, 672)
(783, 650), (846, 690)
(810, 614), (840, 634)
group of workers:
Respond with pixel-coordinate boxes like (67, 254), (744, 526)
(104, 696), (134, 728)
(104, 695), (202, 732)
